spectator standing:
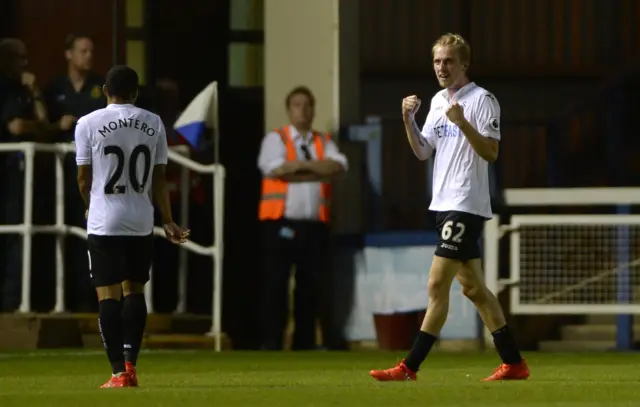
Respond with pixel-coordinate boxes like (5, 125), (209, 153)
(0, 38), (54, 312)
(44, 34), (105, 312)
(257, 86), (348, 350)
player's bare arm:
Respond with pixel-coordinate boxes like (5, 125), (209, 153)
(152, 164), (190, 244)
(402, 95), (434, 161)
(446, 102), (499, 163)
(77, 164), (92, 210)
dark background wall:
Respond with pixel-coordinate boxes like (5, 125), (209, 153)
(358, 0), (640, 229)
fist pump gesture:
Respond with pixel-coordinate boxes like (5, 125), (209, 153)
(402, 95), (421, 120)
(445, 102), (465, 126)
(403, 94), (466, 127)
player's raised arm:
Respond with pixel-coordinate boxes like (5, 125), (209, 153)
(446, 97), (499, 163)
(402, 95), (434, 161)
(74, 117), (92, 210)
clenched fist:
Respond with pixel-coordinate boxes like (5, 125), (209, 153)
(402, 95), (421, 120)
(445, 102), (465, 126)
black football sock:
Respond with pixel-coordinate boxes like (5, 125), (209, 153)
(492, 325), (523, 365)
(122, 293), (148, 366)
(98, 298), (126, 374)
(404, 331), (438, 372)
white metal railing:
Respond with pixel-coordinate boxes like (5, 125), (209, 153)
(0, 142), (225, 351)
(482, 187), (640, 347)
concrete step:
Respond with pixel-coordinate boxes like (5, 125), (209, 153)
(538, 340), (615, 352)
(143, 334), (232, 350)
(585, 315), (617, 324)
(561, 324), (640, 341)
(0, 313), (220, 351)
(0, 313), (83, 349)
(75, 313), (212, 334)
(75, 313), (171, 334)
(83, 333), (232, 350)
(82, 334), (104, 349)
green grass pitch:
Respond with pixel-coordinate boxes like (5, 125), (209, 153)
(0, 350), (638, 406)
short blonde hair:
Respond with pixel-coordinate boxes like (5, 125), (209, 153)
(432, 33), (471, 66)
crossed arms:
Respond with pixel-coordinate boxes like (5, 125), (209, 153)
(257, 132), (348, 183)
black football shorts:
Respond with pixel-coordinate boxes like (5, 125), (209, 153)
(434, 210), (487, 261)
(87, 233), (154, 287)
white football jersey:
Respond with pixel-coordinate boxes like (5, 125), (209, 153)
(421, 82), (500, 219)
(75, 103), (168, 236)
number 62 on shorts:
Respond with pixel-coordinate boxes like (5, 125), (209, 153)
(434, 210), (485, 261)
(441, 220), (465, 243)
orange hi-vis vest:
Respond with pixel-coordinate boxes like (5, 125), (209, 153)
(259, 126), (332, 222)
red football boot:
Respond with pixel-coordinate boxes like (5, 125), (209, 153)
(369, 359), (417, 381)
(125, 362), (138, 387)
(483, 359), (530, 381)
(100, 372), (133, 388)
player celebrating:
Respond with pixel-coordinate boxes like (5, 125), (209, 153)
(369, 34), (529, 382)
(75, 65), (189, 388)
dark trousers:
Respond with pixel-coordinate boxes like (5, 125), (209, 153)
(62, 155), (96, 311)
(151, 204), (181, 313)
(0, 157), (55, 312)
(260, 219), (330, 350)
(1, 163), (24, 311)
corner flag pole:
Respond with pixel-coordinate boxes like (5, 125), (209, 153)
(212, 81), (220, 164)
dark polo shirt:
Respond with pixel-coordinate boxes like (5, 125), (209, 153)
(44, 73), (106, 142)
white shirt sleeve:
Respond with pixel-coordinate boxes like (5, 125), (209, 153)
(74, 118), (92, 165)
(475, 94), (501, 140)
(155, 120), (169, 165)
(323, 139), (349, 171)
(257, 131), (286, 176)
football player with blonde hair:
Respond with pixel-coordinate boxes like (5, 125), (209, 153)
(369, 33), (530, 382)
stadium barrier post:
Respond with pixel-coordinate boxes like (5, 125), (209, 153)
(211, 166), (225, 351)
(176, 165), (190, 314)
(19, 145), (35, 313)
(145, 267), (154, 312)
(616, 204), (633, 350)
(483, 216), (500, 348)
(53, 150), (66, 313)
